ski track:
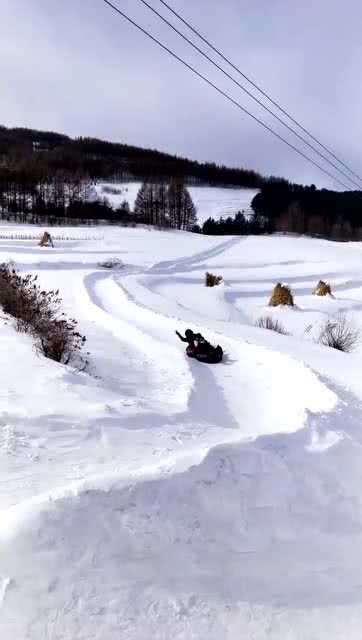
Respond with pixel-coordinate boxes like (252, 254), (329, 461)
(3, 230), (362, 638)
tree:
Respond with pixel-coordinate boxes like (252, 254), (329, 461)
(155, 182), (168, 227)
(167, 180), (197, 230)
(133, 180), (197, 230)
(133, 182), (150, 223)
(181, 186), (197, 230)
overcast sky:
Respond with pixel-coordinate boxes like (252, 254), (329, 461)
(1, 0), (362, 188)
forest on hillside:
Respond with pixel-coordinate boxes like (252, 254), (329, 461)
(251, 180), (362, 240)
(1, 124), (362, 238)
(0, 125), (263, 187)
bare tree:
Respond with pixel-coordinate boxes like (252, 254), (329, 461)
(167, 180), (197, 230)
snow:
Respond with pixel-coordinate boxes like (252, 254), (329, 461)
(94, 181), (258, 223)
(2, 228), (362, 638)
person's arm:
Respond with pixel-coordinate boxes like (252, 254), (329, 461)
(175, 330), (188, 342)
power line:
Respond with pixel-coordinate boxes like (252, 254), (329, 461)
(102, 0), (353, 191)
(157, 0), (362, 185)
(138, 0), (362, 190)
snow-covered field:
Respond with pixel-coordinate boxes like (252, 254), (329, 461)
(95, 181), (257, 223)
(2, 226), (362, 638)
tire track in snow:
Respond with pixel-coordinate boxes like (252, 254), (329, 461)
(147, 236), (245, 276)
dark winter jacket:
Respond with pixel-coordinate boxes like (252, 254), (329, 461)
(176, 330), (203, 349)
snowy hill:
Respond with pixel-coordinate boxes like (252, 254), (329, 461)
(95, 181), (258, 223)
(1, 227), (362, 639)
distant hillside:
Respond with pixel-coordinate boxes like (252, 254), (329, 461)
(0, 125), (263, 188)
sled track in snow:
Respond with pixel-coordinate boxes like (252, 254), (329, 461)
(81, 270), (236, 430)
(79, 271), (191, 418)
(4, 233), (362, 639)
(81, 256), (337, 441)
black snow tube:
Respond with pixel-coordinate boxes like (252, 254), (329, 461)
(195, 345), (223, 364)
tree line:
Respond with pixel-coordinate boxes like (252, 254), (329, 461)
(0, 166), (131, 225)
(3, 124), (362, 239)
(134, 181), (197, 230)
(0, 125), (264, 188)
(0, 161), (198, 229)
(251, 180), (362, 240)
(201, 211), (266, 235)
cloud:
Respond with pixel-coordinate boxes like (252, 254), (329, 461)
(1, 0), (362, 188)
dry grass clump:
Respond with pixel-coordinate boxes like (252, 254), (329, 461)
(313, 280), (332, 297)
(0, 263), (86, 366)
(39, 231), (54, 247)
(254, 314), (290, 335)
(317, 314), (359, 352)
(205, 272), (223, 287)
(268, 283), (294, 307)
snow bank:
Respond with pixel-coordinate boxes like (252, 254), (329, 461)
(1, 385), (361, 640)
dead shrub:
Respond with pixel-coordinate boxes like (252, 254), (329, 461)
(0, 263), (86, 366)
(317, 315), (359, 352)
(205, 271), (223, 287)
(269, 283), (294, 307)
(39, 231), (54, 247)
(313, 280), (333, 297)
(0, 265), (44, 332)
(35, 316), (87, 365)
(255, 315), (290, 335)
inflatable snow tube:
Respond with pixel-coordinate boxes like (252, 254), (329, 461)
(195, 346), (223, 364)
(186, 346), (196, 358)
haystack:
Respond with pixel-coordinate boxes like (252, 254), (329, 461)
(39, 231), (54, 247)
(205, 271), (223, 287)
(268, 282), (294, 307)
(313, 280), (332, 297)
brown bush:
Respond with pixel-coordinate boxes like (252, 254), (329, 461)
(313, 280), (332, 297)
(0, 265), (44, 332)
(317, 315), (359, 352)
(268, 283), (294, 307)
(205, 272), (223, 287)
(39, 231), (54, 247)
(254, 315), (290, 335)
(0, 263), (86, 366)
(35, 315), (87, 365)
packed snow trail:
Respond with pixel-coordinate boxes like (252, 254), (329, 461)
(1, 385), (362, 640)
(88, 268), (335, 436)
(2, 227), (362, 639)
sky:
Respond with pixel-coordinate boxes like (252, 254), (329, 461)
(1, 0), (362, 189)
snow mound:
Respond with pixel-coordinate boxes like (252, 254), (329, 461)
(1, 383), (362, 639)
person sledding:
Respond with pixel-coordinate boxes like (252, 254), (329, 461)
(175, 328), (223, 363)
(175, 328), (203, 357)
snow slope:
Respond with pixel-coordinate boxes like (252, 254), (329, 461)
(95, 181), (258, 223)
(1, 228), (362, 639)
